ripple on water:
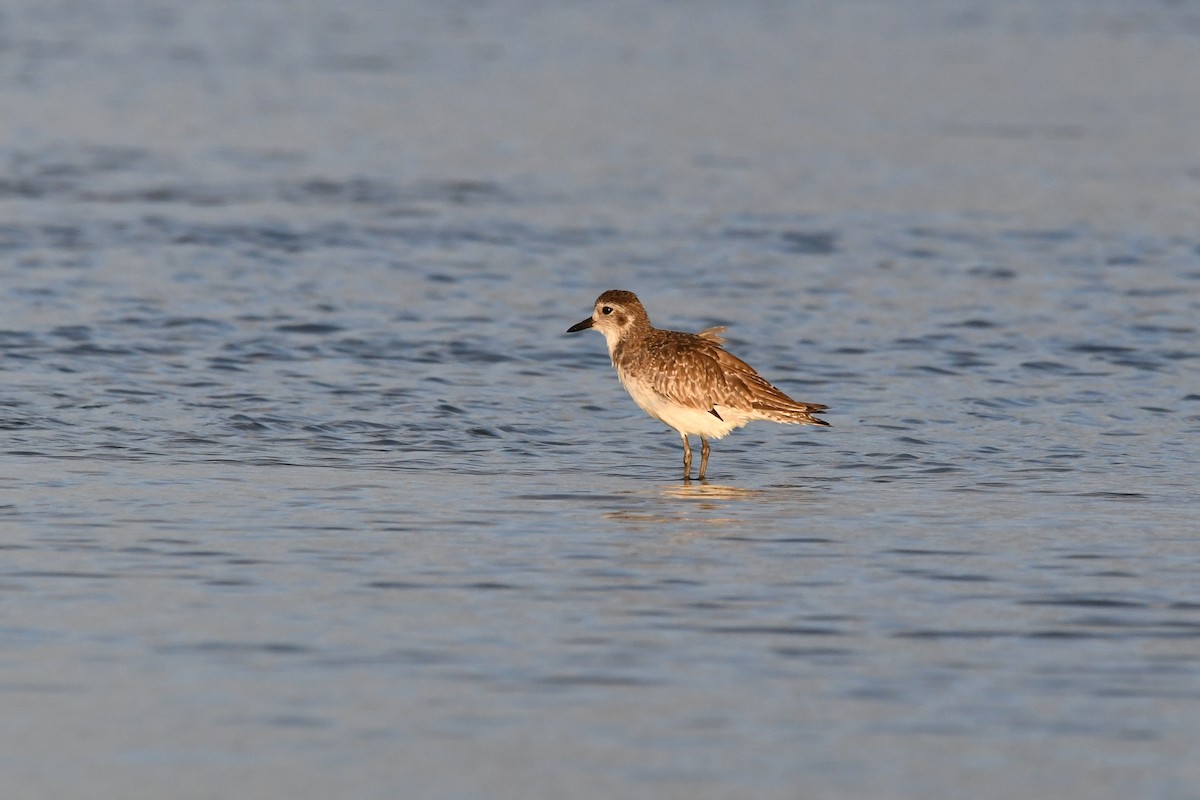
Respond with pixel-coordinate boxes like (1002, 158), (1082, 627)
(2, 57), (1200, 798)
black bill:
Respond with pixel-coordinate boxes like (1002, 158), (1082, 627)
(566, 317), (594, 333)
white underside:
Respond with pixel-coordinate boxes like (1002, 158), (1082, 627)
(617, 366), (751, 439)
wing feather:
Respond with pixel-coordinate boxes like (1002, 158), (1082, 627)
(624, 329), (826, 416)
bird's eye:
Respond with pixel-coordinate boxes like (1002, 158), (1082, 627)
(601, 306), (613, 315)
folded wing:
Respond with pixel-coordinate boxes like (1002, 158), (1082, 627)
(635, 331), (829, 424)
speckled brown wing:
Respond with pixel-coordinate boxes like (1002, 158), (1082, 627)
(632, 330), (829, 423)
(708, 346), (829, 421)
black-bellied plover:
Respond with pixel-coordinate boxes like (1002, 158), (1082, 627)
(567, 290), (829, 480)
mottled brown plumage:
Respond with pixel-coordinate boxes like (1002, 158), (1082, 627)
(567, 289), (829, 480)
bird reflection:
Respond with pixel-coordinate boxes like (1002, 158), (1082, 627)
(659, 482), (763, 501)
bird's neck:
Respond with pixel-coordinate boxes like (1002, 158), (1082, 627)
(607, 325), (650, 366)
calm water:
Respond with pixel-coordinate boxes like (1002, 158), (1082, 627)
(3, 1), (1199, 798)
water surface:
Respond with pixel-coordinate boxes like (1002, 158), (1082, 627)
(2, 1), (1199, 798)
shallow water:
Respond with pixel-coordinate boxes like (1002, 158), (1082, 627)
(3, 1), (1200, 798)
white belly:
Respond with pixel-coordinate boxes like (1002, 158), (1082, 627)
(617, 369), (749, 439)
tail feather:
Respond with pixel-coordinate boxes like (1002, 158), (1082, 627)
(752, 401), (831, 426)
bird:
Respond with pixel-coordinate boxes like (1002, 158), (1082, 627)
(566, 290), (829, 480)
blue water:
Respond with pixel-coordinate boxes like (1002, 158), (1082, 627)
(2, 1), (1199, 798)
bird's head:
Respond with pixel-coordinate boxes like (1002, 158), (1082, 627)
(566, 289), (649, 351)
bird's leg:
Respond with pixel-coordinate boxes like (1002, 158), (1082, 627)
(699, 436), (711, 481)
(680, 433), (692, 480)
